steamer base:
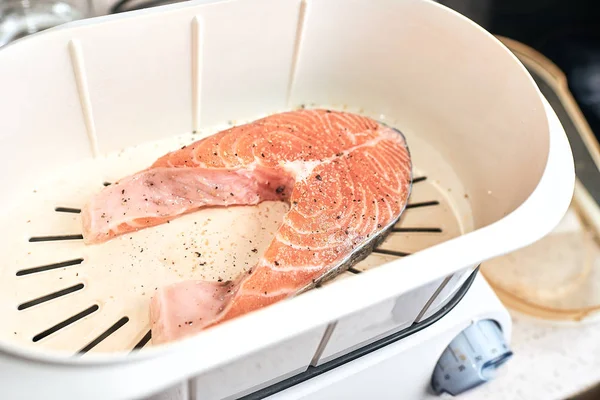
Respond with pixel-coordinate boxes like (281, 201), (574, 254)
(148, 271), (512, 400)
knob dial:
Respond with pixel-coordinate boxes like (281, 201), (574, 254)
(431, 319), (513, 396)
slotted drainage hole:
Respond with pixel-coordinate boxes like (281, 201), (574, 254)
(29, 235), (83, 242)
(392, 227), (442, 233)
(132, 330), (152, 352)
(372, 249), (411, 257)
(405, 200), (440, 209)
(32, 305), (99, 342)
(54, 207), (81, 214)
(16, 258), (84, 276)
(77, 316), (130, 355)
(18, 283), (84, 310)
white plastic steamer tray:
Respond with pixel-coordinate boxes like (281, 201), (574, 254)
(0, 0), (574, 399)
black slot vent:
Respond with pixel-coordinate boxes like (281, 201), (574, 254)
(32, 305), (99, 342)
(29, 235), (83, 242)
(348, 267), (362, 274)
(77, 317), (130, 355)
(131, 330), (152, 352)
(392, 227), (442, 233)
(405, 201), (439, 209)
(54, 207), (81, 214)
(18, 284), (84, 310)
(16, 258), (84, 276)
(412, 176), (427, 184)
(372, 249), (411, 257)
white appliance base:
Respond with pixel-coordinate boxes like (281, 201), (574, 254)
(261, 273), (511, 400)
(148, 271), (511, 400)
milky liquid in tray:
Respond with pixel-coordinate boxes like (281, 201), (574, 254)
(0, 108), (472, 354)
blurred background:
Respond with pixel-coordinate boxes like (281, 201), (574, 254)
(439, 0), (600, 141)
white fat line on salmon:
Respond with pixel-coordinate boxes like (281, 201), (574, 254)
(365, 151), (391, 181)
(231, 133), (247, 164)
(324, 114), (353, 145)
(381, 189), (394, 221)
(373, 143), (411, 192)
(289, 206), (350, 225)
(232, 161), (260, 175)
(371, 184), (382, 231)
(383, 145), (412, 179)
(357, 183), (375, 233)
(319, 133), (401, 166)
(266, 127), (315, 146)
(335, 115), (362, 145)
(274, 231), (360, 251)
(365, 151), (406, 198)
(190, 150), (208, 168)
(281, 160), (321, 181)
(266, 263), (326, 273)
(264, 122), (402, 165)
(273, 133), (403, 191)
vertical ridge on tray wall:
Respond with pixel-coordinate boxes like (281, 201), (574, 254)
(191, 16), (203, 134)
(286, 0), (307, 108)
(69, 39), (100, 158)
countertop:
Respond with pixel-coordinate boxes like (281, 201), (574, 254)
(437, 207), (600, 400)
(451, 312), (600, 400)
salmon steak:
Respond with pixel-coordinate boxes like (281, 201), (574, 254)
(81, 109), (412, 344)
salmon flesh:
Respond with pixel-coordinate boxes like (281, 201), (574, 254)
(81, 109), (412, 344)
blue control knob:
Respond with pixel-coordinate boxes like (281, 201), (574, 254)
(431, 319), (513, 396)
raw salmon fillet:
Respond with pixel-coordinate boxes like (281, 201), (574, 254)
(81, 109), (412, 344)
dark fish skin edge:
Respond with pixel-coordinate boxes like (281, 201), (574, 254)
(295, 124), (414, 295)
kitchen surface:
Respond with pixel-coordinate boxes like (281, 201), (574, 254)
(1, 0), (599, 399)
(458, 312), (600, 399)
(427, 206), (600, 400)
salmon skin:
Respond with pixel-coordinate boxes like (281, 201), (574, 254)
(81, 109), (412, 344)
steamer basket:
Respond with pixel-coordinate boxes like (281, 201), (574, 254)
(0, 0), (574, 399)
